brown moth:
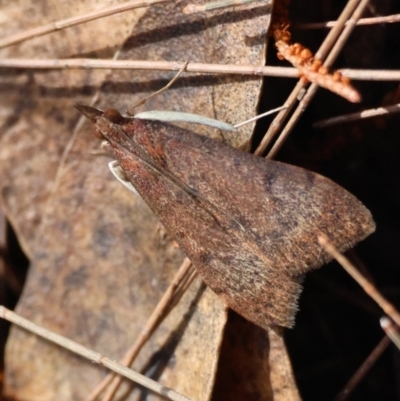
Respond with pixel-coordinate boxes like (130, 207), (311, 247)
(76, 105), (375, 329)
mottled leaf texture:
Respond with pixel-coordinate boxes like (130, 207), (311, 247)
(2, 1), (273, 399)
(212, 313), (301, 401)
(77, 106), (376, 329)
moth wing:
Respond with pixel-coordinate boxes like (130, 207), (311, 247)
(118, 120), (375, 275)
(105, 119), (374, 328)
(112, 145), (302, 328)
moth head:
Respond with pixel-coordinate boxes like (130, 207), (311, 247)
(75, 104), (106, 139)
(75, 104), (103, 123)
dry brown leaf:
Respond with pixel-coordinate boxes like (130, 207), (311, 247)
(0, 0), (141, 259)
(0, 0), (301, 400)
(97, 0), (271, 149)
(4, 108), (228, 400)
(212, 312), (301, 401)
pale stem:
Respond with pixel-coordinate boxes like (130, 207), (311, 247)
(0, 0), (171, 49)
(0, 306), (193, 401)
(127, 62), (189, 113)
(380, 317), (400, 350)
(333, 335), (391, 401)
(318, 235), (400, 328)
(234, 106), (288, 128)
(1, 59), (399, 81)
(314, 103), (400, 129)
(296, 13), (400, 30)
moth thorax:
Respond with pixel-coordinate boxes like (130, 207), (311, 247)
(104, 109), (125, 124)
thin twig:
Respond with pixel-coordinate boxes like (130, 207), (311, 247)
(315, 0), (364, 61)
(183, 0), (400, 29)
(380, 317), (400, 350)
(266, 0), (370, 159)
(255, 0), (363, 156)
(0, 58), (299, 78)
(314, 103), (400, 128)
(166, 269), (199, 313)
(296, 13), (400, 30)
(254, 81), (304, 157)
(84, 258), (194, 401)
(127, 62), (189, 112)
(0, 306), (193, 401)
(338, 68), (400, 81)
(333, 335), (391, 401)
(1, 59), (400, 81)
(234, 106), (288, 128)
(183, 0), (262, 14)
(318, 235), (400, 328)
(0, 0), (170, 49)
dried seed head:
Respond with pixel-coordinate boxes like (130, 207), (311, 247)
(271, 4), (361, 103)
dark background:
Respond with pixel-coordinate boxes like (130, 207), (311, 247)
(255, 0), (400, 400)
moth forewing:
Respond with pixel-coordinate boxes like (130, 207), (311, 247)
(77, 105), (376, 329)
